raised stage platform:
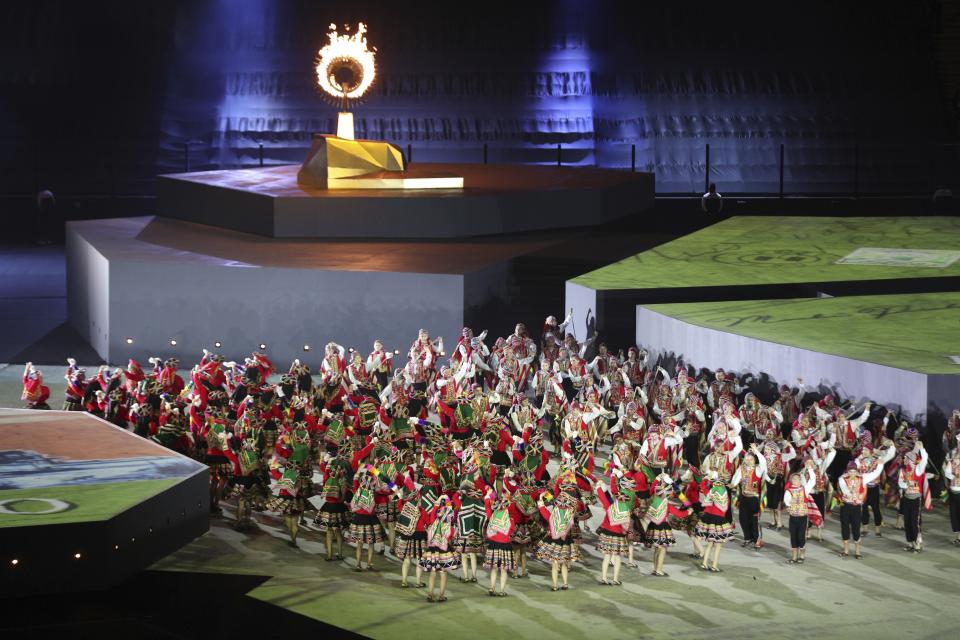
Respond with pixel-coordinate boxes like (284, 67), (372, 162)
(566, 216), (960, 349)
(157, 164), (655, 238)
(0, 409), (208, 596)
(69, 161), (655, 366)
(635, 293), (960, 423)
(67, 216), (563, 365)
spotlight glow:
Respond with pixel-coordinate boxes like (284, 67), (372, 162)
(214, 341), (222, 348)
(315, 22), (376, 101)
(74, 552), (81, 559)
(10, 559), (18, 566)
(303, 344), (311, 352)
(170, 339), (177, 346)
(259, 344), (267, 350)
(125, 338), (134, 344)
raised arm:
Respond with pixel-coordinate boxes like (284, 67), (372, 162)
(726, 436), (743, 462)
(802, 468), (816, 494)
(917, 445), (929, 475)
(862, 463), (883, 487)
(755, 449), (768, 478)
(850, 403), (872, 430)
(781, 443), (797, 464)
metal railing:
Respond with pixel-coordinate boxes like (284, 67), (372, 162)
(2, 138), (959, 200)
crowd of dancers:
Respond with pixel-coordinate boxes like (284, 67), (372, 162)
(19, 313), (960, 602)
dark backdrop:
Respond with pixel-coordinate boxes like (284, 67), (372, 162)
(0, 0), (952, 212)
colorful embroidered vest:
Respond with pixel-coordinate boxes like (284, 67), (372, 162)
(324, 417), (345, 446)
(787, 487), (807, 516)
(649, 435), (668, 467)
(813, 469), (827, 493)
(350, 363), (368, 385)
(951, 457), (960, 491)
(372, 352), (391, 373)
(903, 467), (922, 499)
(514, 492), (537, 516)
(843, 474), (864, 504)
(835, 421), (855, 450)
(858, 453), (881, 486)
(739, 465), (761, 497)
(765, 446), (784, 478)
(608, 383), (623, 406)
(441, 380), (457, 403)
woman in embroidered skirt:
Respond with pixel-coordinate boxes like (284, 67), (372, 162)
(452, 466), (490, 584)
(225, 414), (266, 532)
(419, 495), (461, 602)
(642, 473), (691, 577)
(392, 469), (429, 588)
(265, 419), (315, 547)
(535, 490), (580, 591)
(594, 473), (635, 585)
(348, 467), (385, 570)
(314, 452), (350, 561)
(483, 486), (519, 596)
(695, 471), (736, 572)
(507, 471), (539, 578)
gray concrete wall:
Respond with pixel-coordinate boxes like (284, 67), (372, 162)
(636, 306), (932, 420)
(66, 221), (464, 367)
(104, 260), (463, 368)
(564, 281), (598, 345)
(66, 224), (111, 360)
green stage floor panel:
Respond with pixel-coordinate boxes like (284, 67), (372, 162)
(153, 489), (960, 640)
(574, 216), (960, 290)
(643, 292), (960, 374)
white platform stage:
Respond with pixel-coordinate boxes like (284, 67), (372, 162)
(66, 216), (498, 366)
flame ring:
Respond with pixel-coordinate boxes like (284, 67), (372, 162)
(315, 23), (376, 100)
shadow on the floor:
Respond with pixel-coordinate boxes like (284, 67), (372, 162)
(0, 569), (362, 639)
(9, 322), (105, 365)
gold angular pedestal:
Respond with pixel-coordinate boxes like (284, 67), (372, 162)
(297, 134), (464, 190)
